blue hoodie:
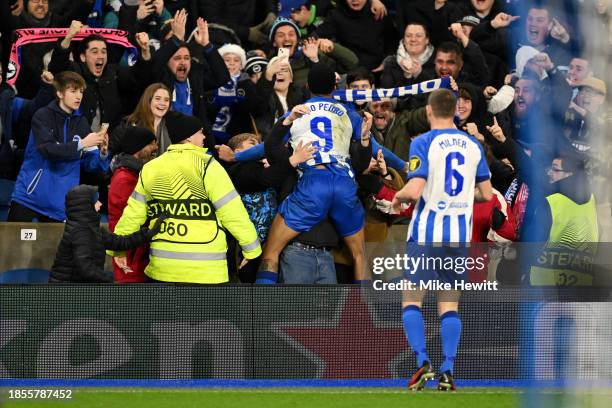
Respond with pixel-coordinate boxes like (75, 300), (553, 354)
(12, 101), (110, 221)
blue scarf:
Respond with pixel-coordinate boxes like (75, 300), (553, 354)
(212, 75), (244, 143)
(172, 80), (192, 116)
(86, 0), (104, 28)
(332, 77), (452, 102)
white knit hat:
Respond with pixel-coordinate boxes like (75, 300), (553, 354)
(218, 44), (247, 70)
(515, 45), (547, 79)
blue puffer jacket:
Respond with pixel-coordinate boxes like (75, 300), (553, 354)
(11, 100), (110, 221)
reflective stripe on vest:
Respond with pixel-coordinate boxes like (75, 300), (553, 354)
(150, 248), (226, 261)
(241, 238), (260, 252)
(131, 190), (146, 203)
(213, 189), (239, 210)
(530, 193), (598, 286)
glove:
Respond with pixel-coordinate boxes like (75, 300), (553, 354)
(142, 214), (166, 239)
(491, 206), (507, 230)
(255, 271), (278, 284)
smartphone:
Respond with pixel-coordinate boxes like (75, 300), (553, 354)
(277, 47), (290, 59)
(99, 123), (109, 135)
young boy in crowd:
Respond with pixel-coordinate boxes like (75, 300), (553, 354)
(9, 71), (110, 222)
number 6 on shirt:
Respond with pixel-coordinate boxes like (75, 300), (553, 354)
(444, 152), (465, 196)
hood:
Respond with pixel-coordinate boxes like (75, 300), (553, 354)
(339, 0), (372, 18)
(75, 58), (110, 84)
(110, 153), (144, 173)
(47, 100), (82, 119)
(20, 10), (52, 28)
(65, 185), (100, 227)
(551, 171), (591, 205)
(460, 82), (487, 124)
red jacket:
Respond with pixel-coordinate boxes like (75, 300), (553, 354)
(469, 189), (517, 282)
(374, 185), (415, 218)
(471, 189), (516, 243)
(108, 165), (150, 283)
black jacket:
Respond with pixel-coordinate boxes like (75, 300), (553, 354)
(153, 36), (230, 152)
(316, 1), (396, 70)
(228, 159), (293, 195)
(50, 185), (156, 283)
(197, 0), (276, 46)
(460, 0), (509, 59)
(253, 77), (310, 140)
(398, 0), (463, 47)
(48, 41), (150, 131)
(0, 82), (55, 178)
(380, 52), (436, 89)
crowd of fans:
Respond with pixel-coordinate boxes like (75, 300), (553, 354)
(0, 0), (610, 284)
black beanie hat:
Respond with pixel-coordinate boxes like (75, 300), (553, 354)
(120, 126), (156, 155)
(245, 53), (268, 76)
(308, 63), (336, 95)
(165, 111), (203, 144)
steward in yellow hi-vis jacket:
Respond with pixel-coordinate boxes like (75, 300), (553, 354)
(111, 111), (261, 283)
(527, 155), (599, 286)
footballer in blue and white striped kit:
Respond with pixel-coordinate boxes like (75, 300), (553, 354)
(255, 64), (373, 285)
(407, 128), (491, 244)
(391, 88), (493, 392)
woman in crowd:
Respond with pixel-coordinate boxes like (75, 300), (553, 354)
(381, 22), (435, 88)
(109, 82), (172, 154)
(254, 56), (310, 139)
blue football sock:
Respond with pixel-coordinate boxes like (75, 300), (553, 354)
(255, 271), (278, 284)
(440, 311), (462, 374)
(402, 305), (429, 367)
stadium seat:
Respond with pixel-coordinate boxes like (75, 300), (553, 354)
(0, 268), (50, 283)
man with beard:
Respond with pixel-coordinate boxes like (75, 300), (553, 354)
(436, 27), (489, 87)
(108, 126), (158, 283)
(404, 40), (487, 110)
(367, 98), (428, 162)
(9, 0), (95, 98)
(509, 75), (547, 146)
(48, 20), (153, 132)
(152, 10), (230, 152)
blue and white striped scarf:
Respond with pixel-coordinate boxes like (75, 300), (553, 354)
(332, 77), (452, 102)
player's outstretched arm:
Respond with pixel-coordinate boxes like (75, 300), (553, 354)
(391, 177), (426, 213)
(475, 179), (493, 202)
(282, 105), (310, 126)
(360, 112), (373, 147)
